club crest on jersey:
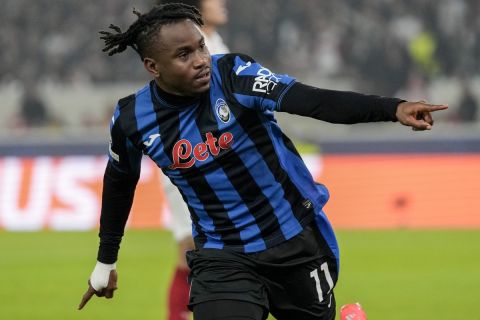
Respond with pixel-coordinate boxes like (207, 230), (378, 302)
(215, 98), (230, 123)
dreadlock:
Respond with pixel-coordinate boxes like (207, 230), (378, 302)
(99, 3), (203, 59)
(158, 0), (201, 10)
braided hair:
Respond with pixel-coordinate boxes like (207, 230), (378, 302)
(158, 0), (201, 10)
(99, 3), (203, 59)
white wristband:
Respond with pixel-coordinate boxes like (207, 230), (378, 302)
(90, 261), (116, 292)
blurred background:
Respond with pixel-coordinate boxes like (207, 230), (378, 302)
(1, 1), (479, 319)
(1, 0), (479, 140)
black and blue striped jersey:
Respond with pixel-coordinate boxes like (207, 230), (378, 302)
(99, 53), (401, 264)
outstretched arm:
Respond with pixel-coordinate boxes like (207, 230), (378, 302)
(278, 82), (447, 127)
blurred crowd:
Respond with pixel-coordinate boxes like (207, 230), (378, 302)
(224, 0), (479, 124)
(226, 0), (480, 93)
(1, 0), (152, 84)
(1, 0), (479, 131)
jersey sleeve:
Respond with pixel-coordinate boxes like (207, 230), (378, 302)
(224, 54), (296, 112)
(108, 106), (142, 175)
(97, 105), (142, 264)
(278, 82), (402, 123)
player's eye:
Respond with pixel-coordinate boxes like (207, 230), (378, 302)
(178, 51), (189, 60)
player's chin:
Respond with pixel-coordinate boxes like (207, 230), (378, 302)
(191, 80), (210, 94)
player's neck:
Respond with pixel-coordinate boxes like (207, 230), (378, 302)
(152, 80), (200, 106)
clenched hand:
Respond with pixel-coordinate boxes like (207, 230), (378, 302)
(78, 267), (118, 310)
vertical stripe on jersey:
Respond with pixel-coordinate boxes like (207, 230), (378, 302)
(208, 101), (297, 250)
(192, 98), (278, 251)
(265, 123), (338, 261)
(148, 93), (209, 247)
(170, 171), (222, 249)
(215, 56), (314, 235)
(213, 57), (310, 242)
(133, 86), (171, 167)
(118, 95), (143, 151)
(229, 107), (313, 231)
(150, 94), (238, 249)
(211, 59), (304, 246)
(114, 95), (143, 174)
(280, 133), (330, 206)
(265, 123), (321, 202)
(176, 103), (246, 249)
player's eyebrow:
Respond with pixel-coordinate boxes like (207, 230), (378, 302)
(174, 36), (205, 54)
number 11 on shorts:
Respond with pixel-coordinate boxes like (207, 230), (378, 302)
(310, 262), (334, 303)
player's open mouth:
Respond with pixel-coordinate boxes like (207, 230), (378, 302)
(194, 71), (210, 84)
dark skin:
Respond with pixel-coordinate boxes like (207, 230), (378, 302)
(78, 270), (117, 310)
(143, 19), (212, 97)
(396, 100), (448, 130)
(79, 18), (447, 310)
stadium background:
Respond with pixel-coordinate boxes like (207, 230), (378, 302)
(1, 0), (479, 319)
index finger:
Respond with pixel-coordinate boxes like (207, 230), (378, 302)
(78, 285), (96, 310)
(419, 104), (448, 112)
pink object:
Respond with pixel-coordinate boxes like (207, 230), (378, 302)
(340, 303), (367, 320)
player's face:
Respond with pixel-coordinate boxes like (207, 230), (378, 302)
(201, 0), (228, 26)
(144, 19), (211, 97)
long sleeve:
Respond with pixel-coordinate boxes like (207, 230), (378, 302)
(97, 162), (139, 264)
(97, 101), (142, 264)
(279, 82), (403, 124)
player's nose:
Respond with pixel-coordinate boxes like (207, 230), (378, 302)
(193, 50), (208, 69)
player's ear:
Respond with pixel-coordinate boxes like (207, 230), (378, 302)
(143, 57), (160, 78)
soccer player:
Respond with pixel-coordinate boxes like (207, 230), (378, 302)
(158, 1), (229, 319)
(78, 4), (447, 319)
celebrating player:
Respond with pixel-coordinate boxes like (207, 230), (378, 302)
(79, 3), (447, 319)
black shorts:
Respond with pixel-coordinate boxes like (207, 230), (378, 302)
(186, 221), (338, 320)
